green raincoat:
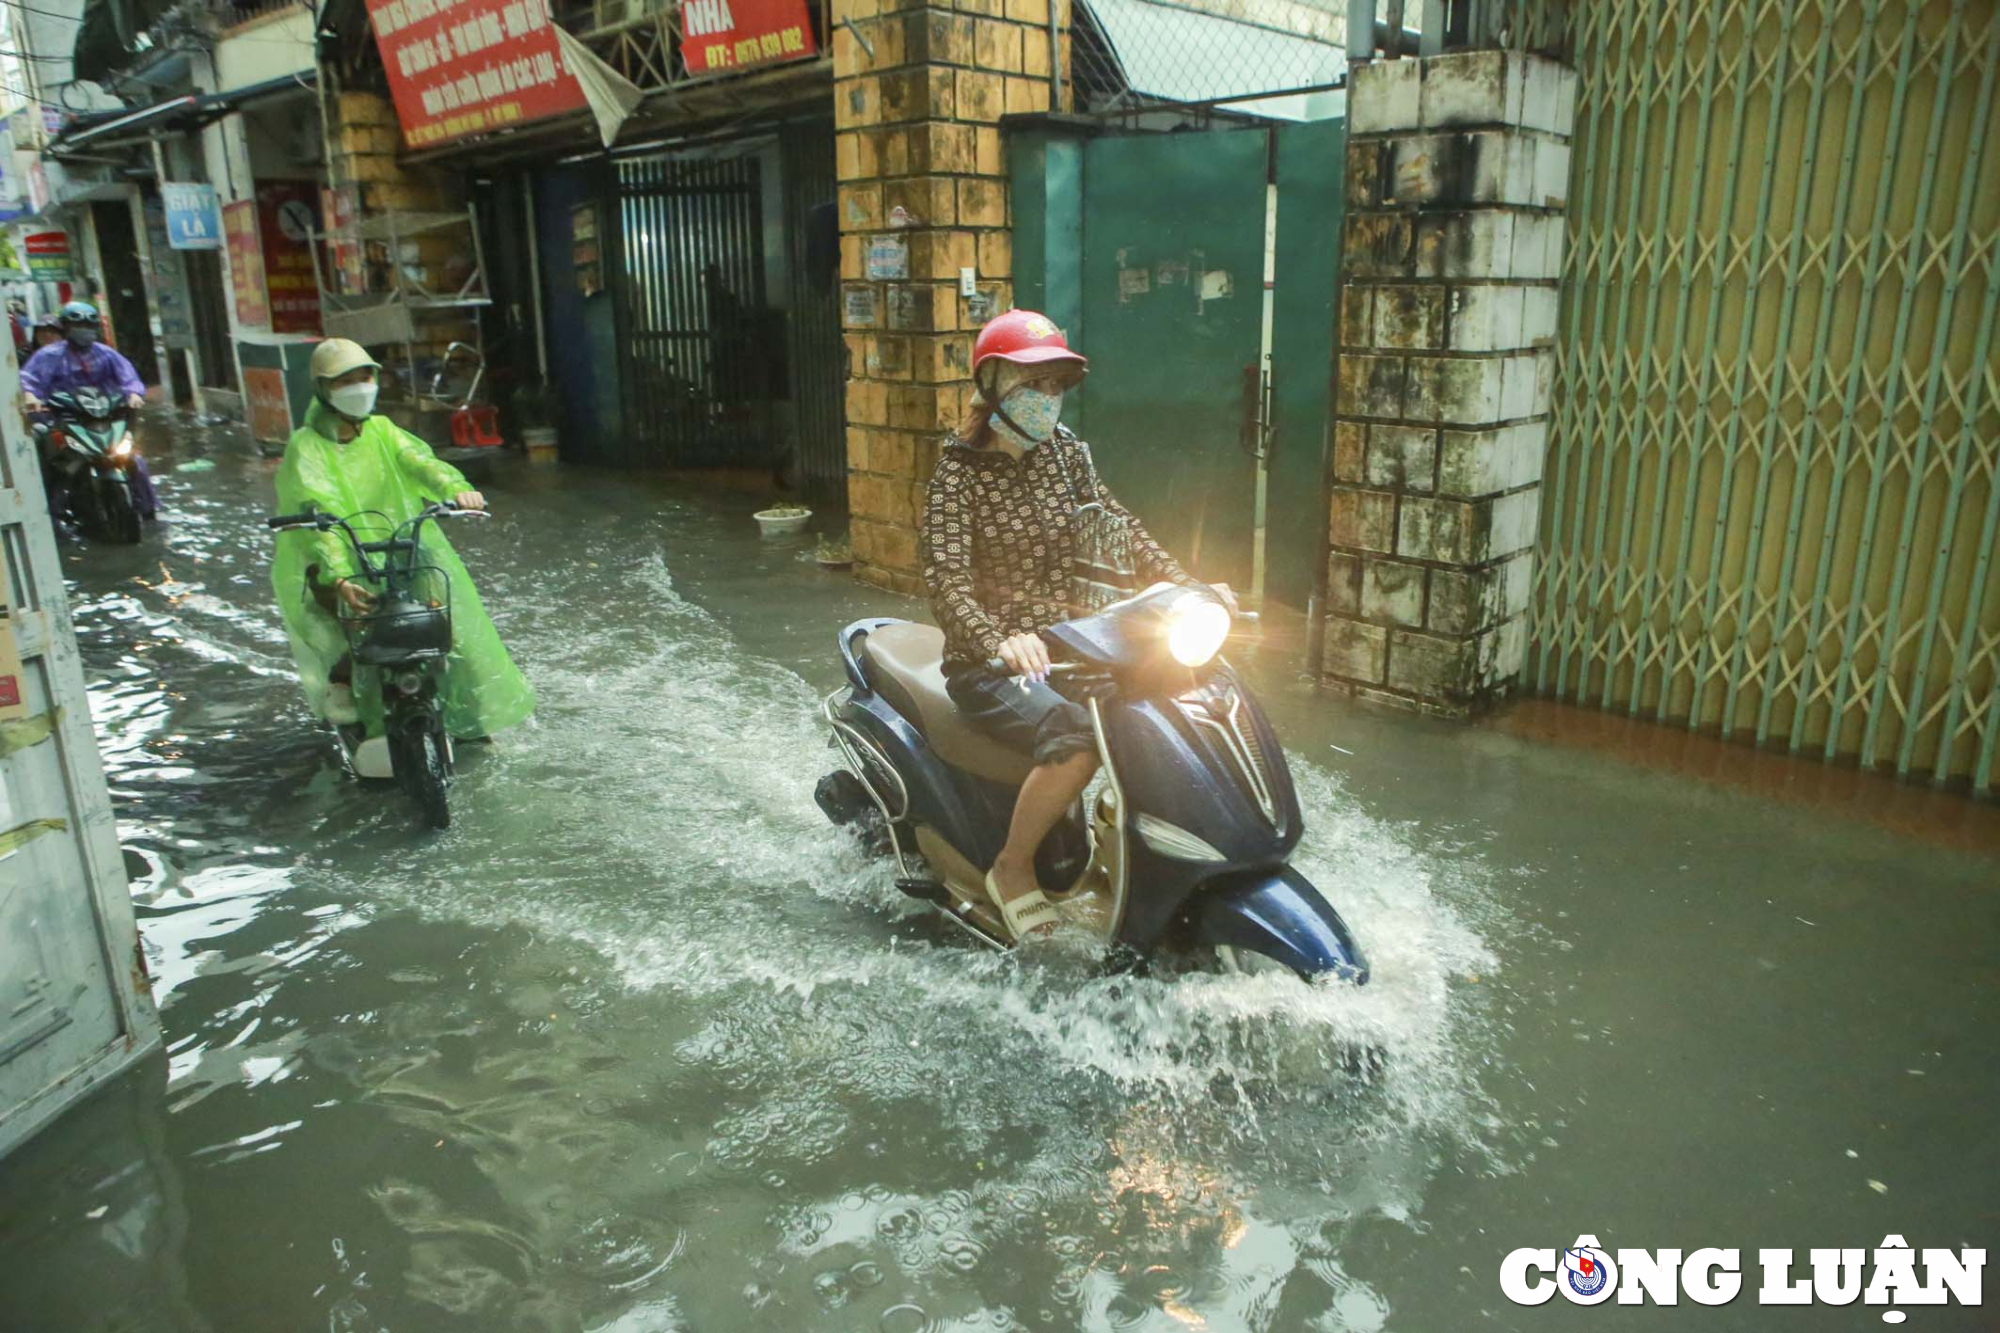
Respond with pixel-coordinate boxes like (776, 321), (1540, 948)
(271, 400), (535, 739)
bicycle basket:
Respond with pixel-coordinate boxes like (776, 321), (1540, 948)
(341, 565), (453, 666)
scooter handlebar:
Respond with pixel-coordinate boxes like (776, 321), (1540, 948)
(986, 659), (1080, 678)
(266, 511), (322, 530)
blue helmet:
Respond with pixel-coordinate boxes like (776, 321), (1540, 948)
(58, 300), (99, 325)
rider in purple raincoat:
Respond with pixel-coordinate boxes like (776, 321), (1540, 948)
(21, 301), (160, 521)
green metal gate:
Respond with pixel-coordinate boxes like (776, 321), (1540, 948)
(1072, 130), (1266, 590)
(1011, 117), (1347, 607)
(1530, 0), (2000, 792)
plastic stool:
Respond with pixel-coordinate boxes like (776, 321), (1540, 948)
(451, 404), (504, 448)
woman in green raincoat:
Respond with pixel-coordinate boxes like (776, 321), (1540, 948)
(271, 338), (534, 746)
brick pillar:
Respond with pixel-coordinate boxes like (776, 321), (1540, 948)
(833, 0), (1068, 594)
(1320, 49), (1577, 717)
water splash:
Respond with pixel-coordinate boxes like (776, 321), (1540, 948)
(53, 434), (1512, 1332)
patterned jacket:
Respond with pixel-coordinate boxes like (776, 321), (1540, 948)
(919, 426), (1202, 673)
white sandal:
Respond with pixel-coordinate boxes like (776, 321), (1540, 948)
(985, 870), (1062, 944)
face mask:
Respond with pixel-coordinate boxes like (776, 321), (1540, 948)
(65, 327), (97, 349)
(996, 386), (1063, 448)
(327, 381), (378, 420)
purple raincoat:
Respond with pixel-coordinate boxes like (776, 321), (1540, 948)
(23, 341), (158, 520)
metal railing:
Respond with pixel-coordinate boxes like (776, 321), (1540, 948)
(1529, 0), (1999, 793)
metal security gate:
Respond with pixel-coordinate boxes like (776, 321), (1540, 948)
(616, 153), (772, 468)
(780, 119), (848, 495)
(0, 357), (159, 1160)
(1072, 129), (1269, 591)
(1530, 0), (2000, 792)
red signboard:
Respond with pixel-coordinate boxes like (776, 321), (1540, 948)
(23, 229), (70, 280)
(258, 181), (322, 335)
(224, 200), (268, 328)
(681, 0), (815, 76)
(366, 0), (590, 150)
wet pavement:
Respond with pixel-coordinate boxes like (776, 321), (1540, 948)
(0, 412), (1994, 1332)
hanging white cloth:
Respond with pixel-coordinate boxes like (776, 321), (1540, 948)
(552, 25), (644, 148)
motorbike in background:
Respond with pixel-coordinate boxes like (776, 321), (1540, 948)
(265, 501), (486, 830)
(817, 582), (1370, 982)
(35, 386), (145, 544)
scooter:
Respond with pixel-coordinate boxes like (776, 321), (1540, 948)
(265, 501), (486, 830)
(35, 386), (144, 543)
(816, 582), (1369, 982)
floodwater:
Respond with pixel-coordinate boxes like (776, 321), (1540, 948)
(1, 413), (1994, 1332)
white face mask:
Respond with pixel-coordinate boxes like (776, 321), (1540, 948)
(326, 381), (378, 421)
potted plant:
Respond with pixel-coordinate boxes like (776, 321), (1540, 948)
(753, 502), (811, 537)
(814, 532), (854, 568)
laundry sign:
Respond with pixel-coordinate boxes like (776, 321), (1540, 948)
(162, 182), (222, 250)
(681, 0), (815, 75)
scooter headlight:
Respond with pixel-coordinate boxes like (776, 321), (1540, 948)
(1166, 595), (1231, 667)
(110, 438), (133, 459)
(1133, 812), (1227, 862)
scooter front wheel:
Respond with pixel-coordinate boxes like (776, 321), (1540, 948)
(414, 730), (450, 829)
(101, 482), (142, 544)
(394, 724), (451, 829)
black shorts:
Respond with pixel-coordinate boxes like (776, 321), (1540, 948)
(944, 665), (1097, 768)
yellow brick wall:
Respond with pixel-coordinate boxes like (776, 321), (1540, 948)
(833, 0), (1069, 594)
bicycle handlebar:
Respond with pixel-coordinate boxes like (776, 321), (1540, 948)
(265, 500), (484, 531)
(263, 502), (491, 585)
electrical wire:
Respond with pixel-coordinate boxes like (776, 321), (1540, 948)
(0, 0), (83, 24)
(0, 76), (75, 108)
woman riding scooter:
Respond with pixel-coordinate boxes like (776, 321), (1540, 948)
(21, 301), (159, 522)
(920, 310), (1236, 942)
(270, 339), (534, 772)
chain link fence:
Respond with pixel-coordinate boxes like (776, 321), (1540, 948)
(1069, 0), (1348, 117)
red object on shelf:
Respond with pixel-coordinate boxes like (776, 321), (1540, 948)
(451, 404), (503, 448)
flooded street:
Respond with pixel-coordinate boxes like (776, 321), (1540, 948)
(2, 413), (1995, 1332)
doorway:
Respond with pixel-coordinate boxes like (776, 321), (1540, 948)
(89, 201), (160, 389)
(614, 151), (775, 469)
(182, 249), (237, 392)
(1014, 117), (1346, 610)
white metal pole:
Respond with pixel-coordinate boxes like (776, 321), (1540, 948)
(1252, 176), (1277, 612)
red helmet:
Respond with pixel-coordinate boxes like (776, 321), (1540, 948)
(971, 310), (1087, 387)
